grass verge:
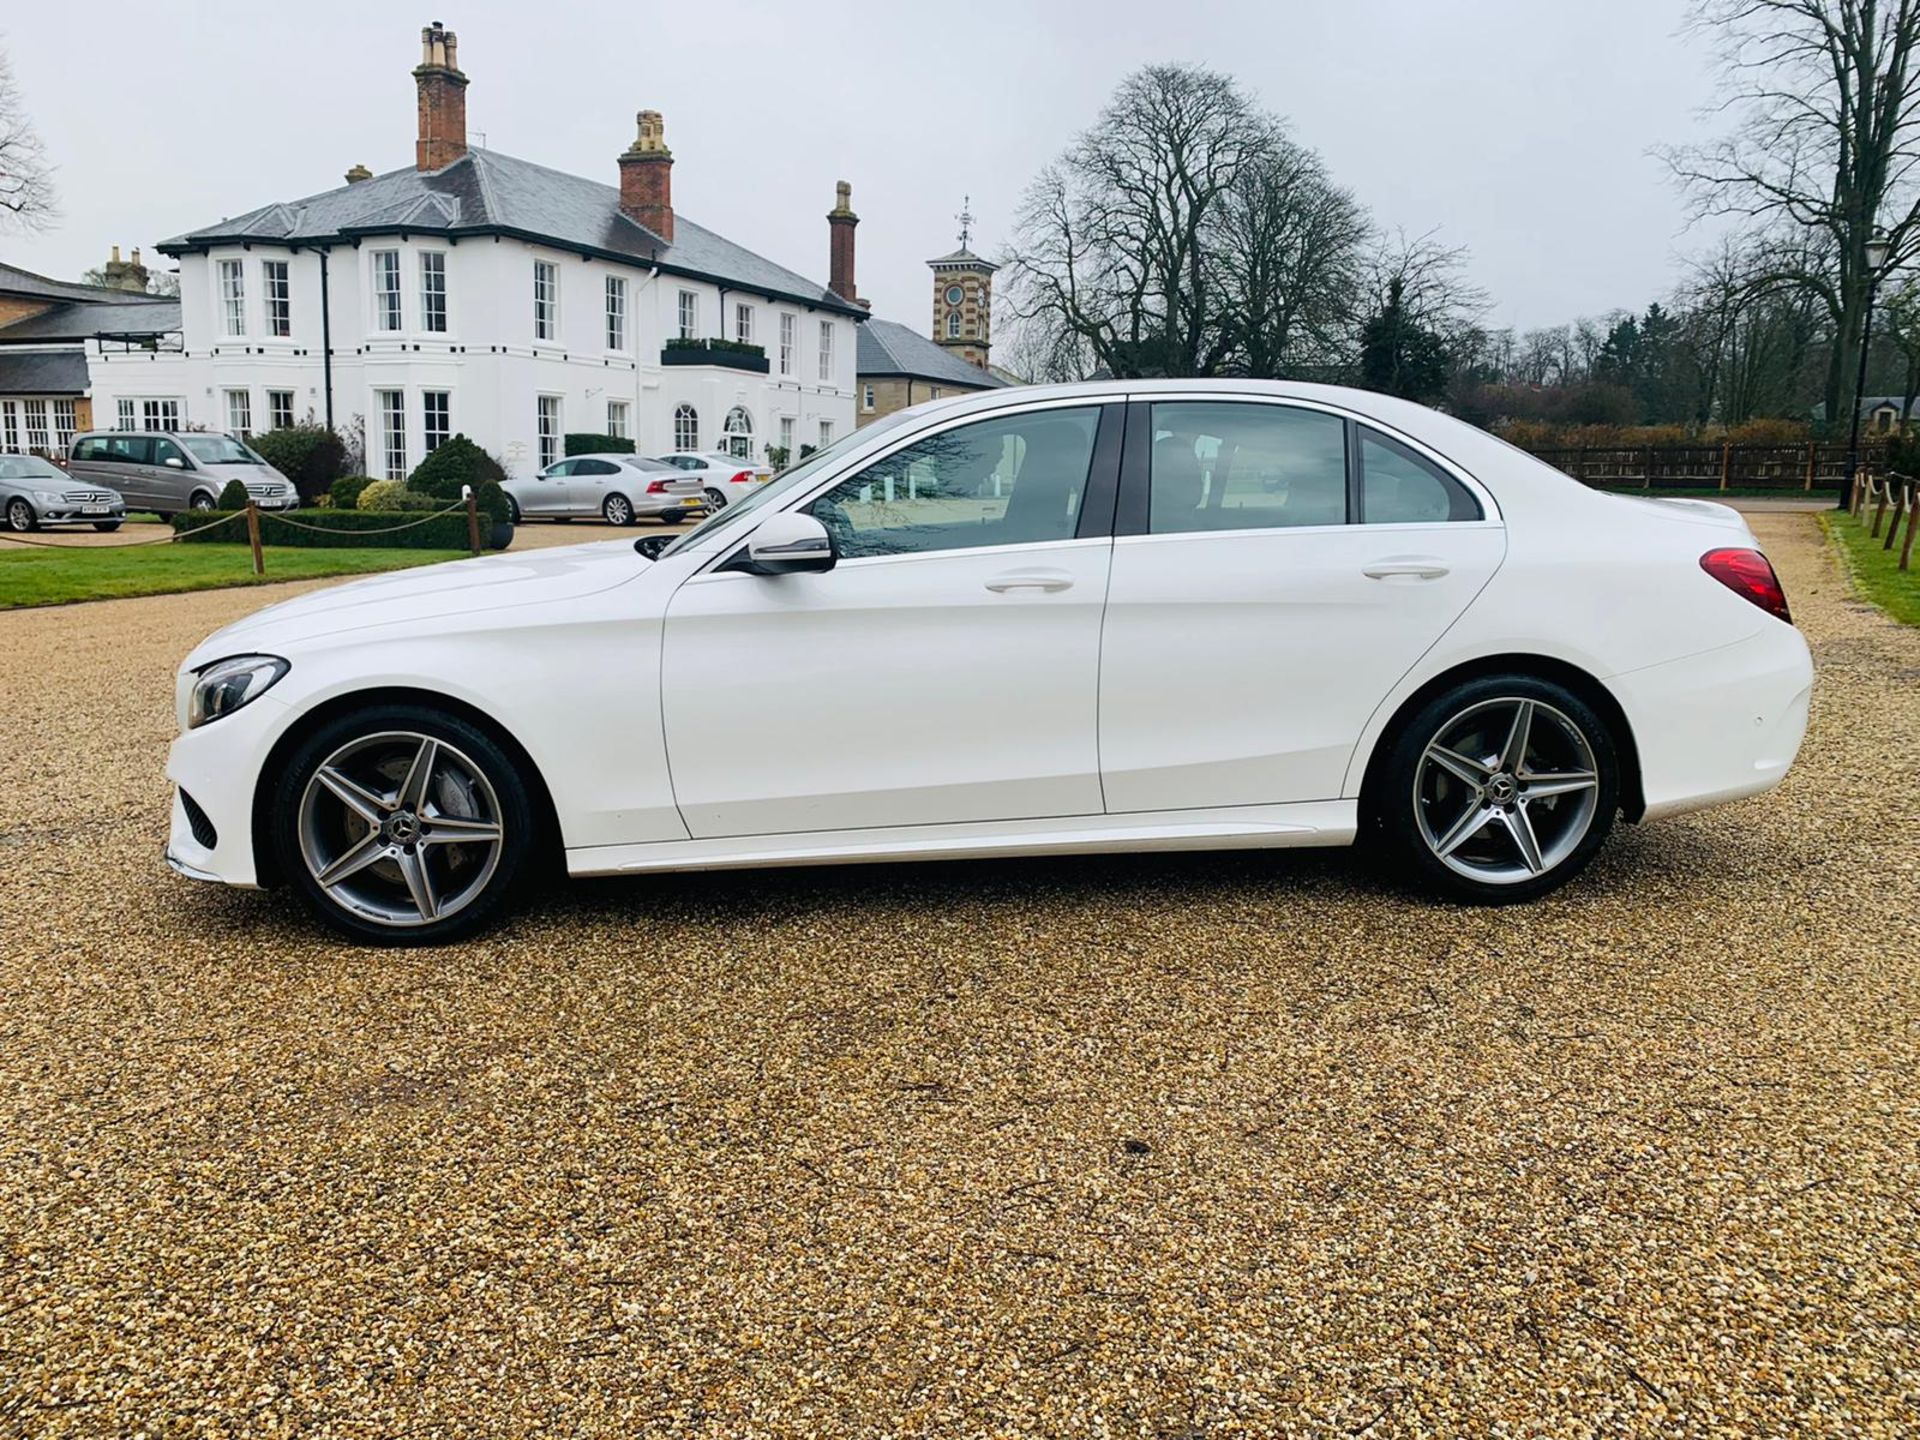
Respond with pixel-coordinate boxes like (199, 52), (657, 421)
(1822, 510), (1920, 626)
(0, 543), (469, 609)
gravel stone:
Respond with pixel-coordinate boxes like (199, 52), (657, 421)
(0, 513), (1914, 1436)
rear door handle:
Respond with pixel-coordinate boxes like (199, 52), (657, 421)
(1363, 557), (1450, 581)
(985, 568), (1074, 593)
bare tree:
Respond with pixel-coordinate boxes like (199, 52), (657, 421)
(1004, 64), (1285, 378)
(0, 45), (55, 233)
(1665, 0), (1920, 421)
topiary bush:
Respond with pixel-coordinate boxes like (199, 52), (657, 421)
(565, 432), (636, 457)
(328, 474), (375, 510)
(250, 425), (349, 504)
(407, 435), (507, 500)
(355, 478), (410, 512)
(474, 479), (511, 524)
(216, 478), (251, 509)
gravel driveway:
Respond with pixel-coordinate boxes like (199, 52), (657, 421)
(2, 514), (1915, 1436)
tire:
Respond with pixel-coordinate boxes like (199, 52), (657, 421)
(657, 512), (683, 525)
(504, 495), (522, 524)
(602, 492), (634, 527)
(93, 521), (123, 533)
(703, 487), (727, 510)
(4, 497), (36, 533)
(270, 703), (537, 945)
(189, 491), (216, 512)
(1370, 674), (1618, 904)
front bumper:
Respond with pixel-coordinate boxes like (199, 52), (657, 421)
(37, 507), (126, 525)
(162, 690), (295, 888)
(1611, 621), (1814, 821)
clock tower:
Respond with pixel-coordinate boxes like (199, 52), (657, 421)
(929, 197), (997, 370)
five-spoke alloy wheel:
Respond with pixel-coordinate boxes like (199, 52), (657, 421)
(1374, 675), (1618, 902)
(5, 497), (35, 532)
(273, 705), (534, 943)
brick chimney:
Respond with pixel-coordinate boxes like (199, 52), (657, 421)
(827, 180), (859, 303)
(618, 111), (674, 243)
(413, 21), (468, 172)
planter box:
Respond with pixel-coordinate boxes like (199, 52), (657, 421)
(661, 344), (770, 375)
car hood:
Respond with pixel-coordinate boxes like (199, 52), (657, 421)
(202, 463), (291, 485)
(184, 538), (652, 666)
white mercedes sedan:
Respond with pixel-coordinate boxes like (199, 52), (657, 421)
(164, 382), (1813, 944)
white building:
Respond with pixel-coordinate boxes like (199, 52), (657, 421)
(88, 23), (866, 479)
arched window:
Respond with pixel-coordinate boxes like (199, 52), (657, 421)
(946, 311), (961, 339)
(723, 405), (753, 459)
(674, 403), (699, 452)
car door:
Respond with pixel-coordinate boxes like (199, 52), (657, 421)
(147, 436), (198, 511)
(524, 459), (575, 516)
(82, 435), (152, 508)
(573, 458), (622, 513)
(660, 400), (1124, 838)
(1097, 397), (1505, 813)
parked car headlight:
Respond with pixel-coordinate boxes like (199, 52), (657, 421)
(33, 489), (64, 504)
(189, 654), (290, 729)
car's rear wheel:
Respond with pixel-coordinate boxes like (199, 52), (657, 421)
(5, 498), (36, 532)
(1373, 675), (1617, 904)
(602, 493), (634, 526)
(703, 486), (727, 510)
(271, 704), (535, 944)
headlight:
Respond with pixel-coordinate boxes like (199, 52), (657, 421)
(34, 490), (64, 504)
(189, 654), (289, 729)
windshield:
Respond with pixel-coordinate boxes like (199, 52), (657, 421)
(658, 412), (919, 558)
(0, 455), (64, 482)
(181, 435), (263, 465)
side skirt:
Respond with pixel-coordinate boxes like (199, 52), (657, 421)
(565, 800), (1358, 877)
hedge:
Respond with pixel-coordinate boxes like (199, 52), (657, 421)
(169, 508), (505, 550)
(566, 432), (636, 456)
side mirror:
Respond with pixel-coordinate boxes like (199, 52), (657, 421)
(163, 456), (185, 469)
(735, 511), (836, 575)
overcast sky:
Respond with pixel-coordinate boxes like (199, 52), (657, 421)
(5, 0), (1720, 338)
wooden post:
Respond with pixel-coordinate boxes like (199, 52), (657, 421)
(1871, 482), (1889, 536)
(245, 501), (264, 577)
(1887, 478), (1908, 550)
(1805, 441), (1816, 491)
(1720, 441), (1731, 492)
(1643, 445), (1654, 491)
(465, 488), (482, 556)
(1900, 482), (1918, 571)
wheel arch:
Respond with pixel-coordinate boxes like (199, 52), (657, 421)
(249, 685), (563, 888)
(1355, 653), (1645, 826)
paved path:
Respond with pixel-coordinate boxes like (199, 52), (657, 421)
(0, 514), (1914, 1435)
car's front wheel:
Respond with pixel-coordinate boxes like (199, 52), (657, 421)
(504, 494), (521, 524)
(5, 497), (36, 532)
(1373, 675), (1617, 904)
(93, 520), (123, 533)
(189, 491), (216, 512)
(271, 704), (536, 944)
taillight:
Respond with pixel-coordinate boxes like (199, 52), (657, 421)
(729, 470), (751, 485)
(645, 479), (669, 494)
(1700, 547), (1792, 624)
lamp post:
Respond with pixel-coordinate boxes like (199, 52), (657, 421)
(1840, 226), (1894, 510)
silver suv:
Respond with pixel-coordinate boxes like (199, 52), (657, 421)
(68, 431), (299, 519)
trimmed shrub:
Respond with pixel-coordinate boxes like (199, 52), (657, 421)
(170, 509), (508, 550)
(764, 445), (791, 471)
(474, 479), (511, 524)
(216, 478), (251, 509)
(250, 425), (349, 504)
(355, 478), (409, 512)
(565, 432), (636, 457)
(407, 434), (507, 500)
(329, 474), (375, 510)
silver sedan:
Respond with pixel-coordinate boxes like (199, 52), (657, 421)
(1, 453), (127, 533)
(502, 454), (709, 526)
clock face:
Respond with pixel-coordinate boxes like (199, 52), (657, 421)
(945, 284), (966, 306)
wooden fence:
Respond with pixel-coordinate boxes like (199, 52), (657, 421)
(1856, 470), (1919, 572)
(1522, 442), (1886, 493)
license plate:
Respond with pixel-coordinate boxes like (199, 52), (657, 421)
(681, 496), (702, 506)
(81, 505), (109, 515)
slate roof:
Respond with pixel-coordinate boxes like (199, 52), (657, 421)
(857, 317), (1009, 390)
(0, 261), (163, 307)
(0, 298), (179, 342)
(159, 148), (866, 318)
(0, 350), (91, 395)
(926, 245), (998, 271)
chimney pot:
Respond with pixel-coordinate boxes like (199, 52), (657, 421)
(346, 163), (373, 184)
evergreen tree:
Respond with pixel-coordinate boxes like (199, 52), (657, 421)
(1359, 277), (1450, 402)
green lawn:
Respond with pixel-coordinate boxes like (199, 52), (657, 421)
(1823, 510), (1920, 626)
(0, 544), (469, 609)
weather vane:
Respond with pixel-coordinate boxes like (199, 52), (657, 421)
(956, 196), (974, 250)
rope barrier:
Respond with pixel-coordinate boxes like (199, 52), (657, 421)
(0, 510), (245, 550)
(267, 500), (467, 535)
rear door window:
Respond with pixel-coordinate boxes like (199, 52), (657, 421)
(1147, 402), (1348, 533)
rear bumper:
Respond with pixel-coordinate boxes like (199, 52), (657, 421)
(1610, 622), (1813, 822)
(634, 496), (709, 517)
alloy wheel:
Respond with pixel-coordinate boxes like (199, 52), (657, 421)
(190, 492), (215, 511)
(5, 498), (31, 532)
(604, 494), (632, 526)
(296, 730), (505, 928)
(704, 487), (727, 510)
(1413, 697), (1601, 886)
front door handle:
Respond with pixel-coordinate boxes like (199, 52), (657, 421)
(985, 568), (1074, 593)
(1363, 557), (1450, 581)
